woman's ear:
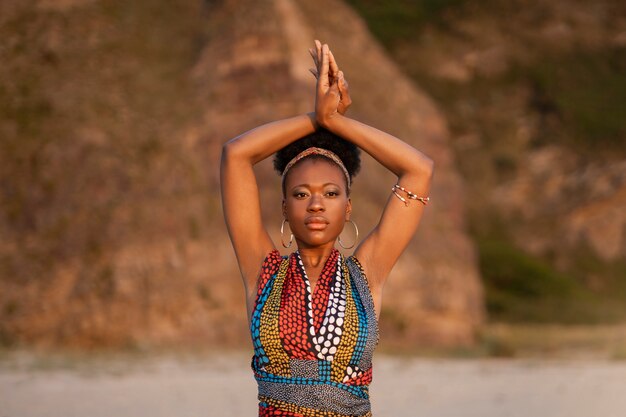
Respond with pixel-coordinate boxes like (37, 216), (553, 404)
(282, 199), (287, 218)
(345, 198), (352, 220)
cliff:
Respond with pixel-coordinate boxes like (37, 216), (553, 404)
(0, 0), (483, 349)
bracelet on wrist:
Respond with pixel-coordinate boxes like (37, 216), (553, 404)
(391, 184), (430, 206)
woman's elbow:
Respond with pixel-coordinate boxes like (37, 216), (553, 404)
(427, 157), (435, 174)
(419, 155), (434, 177)
(221, 139), (243, 163)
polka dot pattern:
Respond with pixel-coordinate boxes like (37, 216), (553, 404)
(259, 397), (373, 417)
(279, 254), (315, 359)
(259, 256), (292, 377)
(250, 248), (379, 417)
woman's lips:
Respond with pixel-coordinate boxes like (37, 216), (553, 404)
(305, 217), (328, 230)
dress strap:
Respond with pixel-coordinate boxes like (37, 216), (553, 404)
(255, 249), (284, 297)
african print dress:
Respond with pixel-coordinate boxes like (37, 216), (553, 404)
(250, 248), (380, 417)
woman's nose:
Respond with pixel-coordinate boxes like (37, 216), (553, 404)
(307, 194), (325, 211)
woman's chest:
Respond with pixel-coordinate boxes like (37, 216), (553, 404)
(254, 265), (377, 354)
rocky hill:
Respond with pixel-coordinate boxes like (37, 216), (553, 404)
(347, 0), (626, 323)
(0, 0), (483, 349)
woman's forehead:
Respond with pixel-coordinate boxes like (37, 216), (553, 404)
(285, 158), (345, 187)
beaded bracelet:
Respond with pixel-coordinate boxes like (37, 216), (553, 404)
(391, 184), (430, 206)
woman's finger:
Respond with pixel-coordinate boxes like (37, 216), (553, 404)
(319, 44), (330, 89)
(328, 75), (341, 97)
(315, 40), (322, 70)
(338, 71), (345, 87)
(309, 48), (318, 67)
(339, 71), (347, 86)
(329, 50), (339, 79)
(338, 72), (351, 101)
(342, 79), (350, 94)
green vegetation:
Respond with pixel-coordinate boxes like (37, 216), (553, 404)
(516, 48), (626, 151)
(349, 1), (626, 154)
(0, 0), (208, 268)
(379, 322), (626, 360)
(345, 0), (465, 46)
(478, 238), (626, 324)
(475, 322), (626, 359)
(463, 205), (626, 324)
(348, 0), (626, 324)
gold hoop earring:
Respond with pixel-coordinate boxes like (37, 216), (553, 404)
(280, 218), (294, 248)
(338, 219), (358, 249)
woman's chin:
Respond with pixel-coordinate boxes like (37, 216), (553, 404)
(295, 234), (337, 248)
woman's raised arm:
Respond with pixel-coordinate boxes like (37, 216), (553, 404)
(314, 43), (435, 290)
(220, 113), (317, 291)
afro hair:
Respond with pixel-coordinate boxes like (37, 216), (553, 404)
(273, 128), (361, 196)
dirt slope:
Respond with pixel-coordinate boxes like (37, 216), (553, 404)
(0, 0), (483, 349)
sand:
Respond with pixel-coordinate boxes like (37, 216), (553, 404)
(1, 350), (625, 417)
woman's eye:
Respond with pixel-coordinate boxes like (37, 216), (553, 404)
(294, 192), (308, 198)
(326, 191), (339, 197)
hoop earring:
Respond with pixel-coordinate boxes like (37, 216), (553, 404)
(280, 218), (294, 248)
(338, 219), (359, 249)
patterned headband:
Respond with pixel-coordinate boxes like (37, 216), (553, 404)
(281, 147), (351, 189)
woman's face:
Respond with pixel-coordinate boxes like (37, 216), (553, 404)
(283, 157), (351, 249)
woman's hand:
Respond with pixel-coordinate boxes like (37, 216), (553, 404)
(309, 40), (351, 117)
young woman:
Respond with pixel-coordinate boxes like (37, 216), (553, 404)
(220, 40), (434, 417)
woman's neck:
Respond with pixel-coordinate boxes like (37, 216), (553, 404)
(297, 246), (335, 268)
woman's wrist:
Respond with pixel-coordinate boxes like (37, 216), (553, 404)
(306, 111), (320, 130)
(316, 112), (344, 132)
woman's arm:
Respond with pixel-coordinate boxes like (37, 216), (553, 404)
(315, 43), (435, 289)
(221, 42), (352, 296)
(220, 113), (317, 292)
(324, 114), (434, 288)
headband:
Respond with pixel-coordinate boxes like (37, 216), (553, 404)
(281, 147), (351, 189)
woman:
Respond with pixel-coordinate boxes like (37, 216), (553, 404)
(220, 40), (434, 417)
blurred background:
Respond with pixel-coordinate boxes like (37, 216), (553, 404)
(1, 0), (625, 415)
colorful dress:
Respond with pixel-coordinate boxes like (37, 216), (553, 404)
(250, 247), (380, 417)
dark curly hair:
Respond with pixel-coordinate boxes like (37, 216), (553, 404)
(273, 128), (361, 197)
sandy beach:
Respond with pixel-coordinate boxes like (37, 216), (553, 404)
(2, 350), (625, 417)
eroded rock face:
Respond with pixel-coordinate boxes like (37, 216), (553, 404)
(0, 0), (484, 349)
(378, 0), (626, 298)
(493, 145), (626, 262)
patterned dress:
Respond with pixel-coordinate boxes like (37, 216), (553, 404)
(250, 247), (380, 417)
